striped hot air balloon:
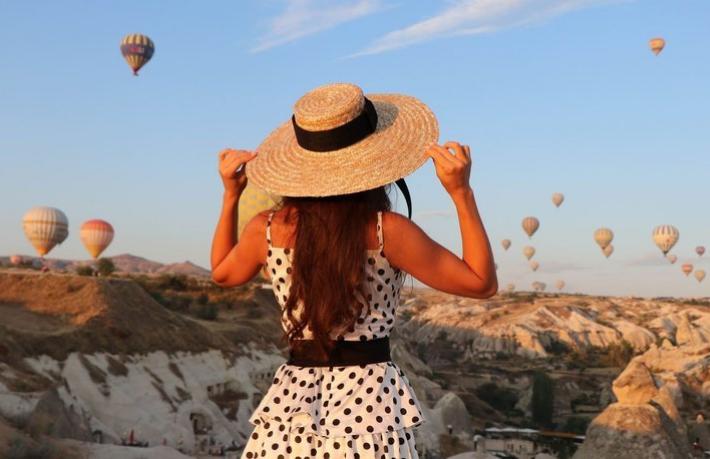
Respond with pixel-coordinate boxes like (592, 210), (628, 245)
(653, 225), (679, 255)
(649, 37), (665, 56)
(523, 246), (536, 260)
(682, 263), (693, 276)
(120, 33), (155, 76)
(501, 239), (511, 251)
(522, 217), (539, 238)
(695, 270), (706, 283)
(594, 228), (614, 250)
(22, 206), (68, 257)
(236, 183), (280, 239)
(80, 220), (114, 259)
(551, 193), (564, 208)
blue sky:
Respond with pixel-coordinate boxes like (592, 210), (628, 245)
(1, 0), (709, 297)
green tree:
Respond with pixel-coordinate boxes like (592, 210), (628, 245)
(76, 265), (95, 276)
(531, 370), (554, 427)
(96, 258), (116, 277)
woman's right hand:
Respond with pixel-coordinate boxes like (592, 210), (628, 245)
(427, 141), (472, 197)
(218, 149), (257, 196)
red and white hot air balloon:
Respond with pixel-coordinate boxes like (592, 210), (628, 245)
(522, 217), (540, 238)
(681, 263), (693, 277)
(80, 220), (115, 259)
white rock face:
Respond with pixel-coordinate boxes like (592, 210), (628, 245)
(17, 348), (285, 452)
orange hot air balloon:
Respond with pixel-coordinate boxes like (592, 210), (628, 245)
(523, 246), (536, 260)
(694, 270), (706, 283)
(649, 37), (665, 56)
(681, 263), (693, 276)
(80, 220), (115, 259)
(594, 228), (614, 250)
(9, 255), (22, 265)
(522, 217), (539, 238)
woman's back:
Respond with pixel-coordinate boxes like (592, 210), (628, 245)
(265, 209), (405, 341)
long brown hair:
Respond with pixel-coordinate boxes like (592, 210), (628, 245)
(279, 186), (391, 356)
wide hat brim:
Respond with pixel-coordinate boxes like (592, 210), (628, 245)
(246, 93), (439, 197)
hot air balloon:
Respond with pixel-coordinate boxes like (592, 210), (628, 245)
(696, 246), (705, 257)
(556, 280), (565, 291)
(653, 225), (679, 255)
(80, 220), (114, 259)
(694, 270), (706, 283)
(120, 34), (155, 76)
(522, 217), (539, 238)
(22, 207), (68, 257)
(649, 37), (665, 56)
(237, 183), (281, 238)
(603, 244), (614, 259)
(501, 239), (511, 251)
(551, 193), (564, 208)
(532, 281), (546, 292)
(682, 263), (693, 276)
(667, 254), (678, 264)
(9, 255), (22, 266)
(523, 246), (536, 260)
(594, 228), (614, 250)
(529, 260), (539, 272)
(506, 283), (515, 293)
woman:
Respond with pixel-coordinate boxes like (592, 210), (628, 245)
(211, 83), (496, 458)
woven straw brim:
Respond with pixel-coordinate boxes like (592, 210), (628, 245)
(246, 94), (439, 197)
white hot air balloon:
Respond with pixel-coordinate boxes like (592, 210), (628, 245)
(22, 206), (69, 257)
(523, 246), (536, 260)
(653, 225), (679, 255)
(603, 244), (614, 259)
(694, 270), (706, 283)
(556, 280), (565, 291)
(501, 239), (511, 251)
(594, 228), (614, 250)
(529, 260), (540, 272)
(522, 217), (540, 238)
(666, 254), (678, 264)
(551, 193), (564, 208)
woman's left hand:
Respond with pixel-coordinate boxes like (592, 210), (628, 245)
(218, 149), (257, 195)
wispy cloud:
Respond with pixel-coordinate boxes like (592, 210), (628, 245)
(626, 252), (702, 268)
(414, 209), (456, 220)
(253, 0), (386, 53)
(352, 0), (621, 57)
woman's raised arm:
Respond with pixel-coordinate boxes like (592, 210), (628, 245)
(384, 142), (497, 298)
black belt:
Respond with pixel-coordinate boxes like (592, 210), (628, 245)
(287, 337), (391, 367)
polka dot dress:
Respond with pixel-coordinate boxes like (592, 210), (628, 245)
(243, 211), (424, 458)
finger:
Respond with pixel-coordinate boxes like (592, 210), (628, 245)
(443, 141), (465, 159)
(427, 145), (457, 167)
(436, 144), (465, 167)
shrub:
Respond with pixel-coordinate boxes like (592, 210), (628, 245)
(6, 436), (55, 459)
(475, 382), (519, 413)
(76, 265), (94, 276)
(96, 258), (116, 276)
(562, 416), (590, 434)
(531, 370), (554, 427)
(197, 293), (209, 305)
(157, 274), (188, 291)
(196, 304), (218, 321)
(599, 340), (634, 368)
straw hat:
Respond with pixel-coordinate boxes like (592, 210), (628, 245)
(246, 83), (439, 197)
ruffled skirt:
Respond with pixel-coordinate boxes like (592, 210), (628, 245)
(242, 413), (419, 458)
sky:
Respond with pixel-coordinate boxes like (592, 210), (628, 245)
(1, 0), (709, 297)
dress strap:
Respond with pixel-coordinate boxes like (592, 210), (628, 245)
(376, 211), (384, 250)
(266, 211), (275, 247)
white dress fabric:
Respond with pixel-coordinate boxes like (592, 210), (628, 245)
(242, 211), (423, 458)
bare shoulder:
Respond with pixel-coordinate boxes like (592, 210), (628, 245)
(381, 210), (429, 253)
